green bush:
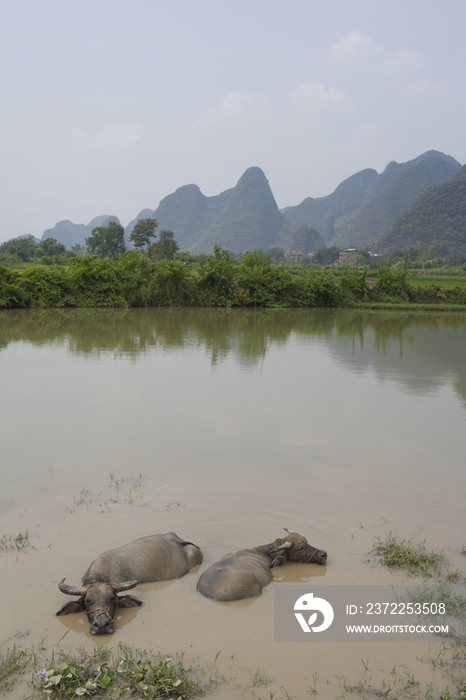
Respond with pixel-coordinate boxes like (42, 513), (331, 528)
(150, 260), (193, 305)
(339, 267), (369, 302)
(66, 256), (127, 307)
(234, 251), (294, 306)
(368, 259), (412, 301)
(196, 245), (236, 305)
(1, 248), (465, 309)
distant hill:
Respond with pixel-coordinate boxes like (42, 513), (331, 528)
(282, 168), (378, 238)
(282, 151), (461, 250)
(32, 150), (463, 255)
(154, 166), (291, 254)
(41, 215), (121, 249)
(334, 151), (462, 248)
(374, 165), (466, 255)
(152, 184), (232, 251)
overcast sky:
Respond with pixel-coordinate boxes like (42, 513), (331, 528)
(1, 0), (465, 243)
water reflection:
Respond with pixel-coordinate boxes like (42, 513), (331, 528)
(1, 307), (465, 405)
(272, 562), (328, 583)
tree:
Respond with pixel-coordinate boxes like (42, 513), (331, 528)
(86, 222), (126, 258)
(35, 238), (67, 258)
(150, 230), (179, 261)
(313, 246), (340, 266)
(129, 217), (159, 252)
(267, 247), (286, 264)
(0, 236), (37, 261)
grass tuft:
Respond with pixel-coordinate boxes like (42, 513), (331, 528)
(0, 531), (31, 552)
(0, 645), (34, 693)
(247, 667), (272, 687)
(30, 643), (202, 699)
(409, 584), (466, 621)
(440, 684), (466, 700)
(67, 473), (147, 513)
(373, 532), (445, 576)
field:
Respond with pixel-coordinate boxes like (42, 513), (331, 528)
(412, 274), (466, 288)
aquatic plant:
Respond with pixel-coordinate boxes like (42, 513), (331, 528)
(373, 532), (445, 576)
(0, 645), (34, 693)
(0, 531), (31, 552)
(30, 644), (203, 699)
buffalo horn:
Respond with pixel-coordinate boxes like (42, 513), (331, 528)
(270, 541), (293, 553)
(58, 578), (87, 597)
(114, 580), (138, 592)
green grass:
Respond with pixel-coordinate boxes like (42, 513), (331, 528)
(413, 275), (466, 288)
(0, 531), (31, 552)
(0, 643), (204, 698)
(2, 626), (466, 700)
(247, 667), (272, 687)
(67, 473), (148, 512)
(30, 644), (202, 699)
(440, 685), (466, 700)
(0, 645), (34, 693)
(338, 652), (466, 700)
(409, 584), (466, 620)
(373, 533), (445, 576)
(359, 302), (466, 311)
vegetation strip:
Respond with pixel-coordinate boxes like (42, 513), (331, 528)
(1, 644), (204, 699)
(1, 248), (466, 309)
(3, 637), (466, 700)
(31, 645), (202, 699)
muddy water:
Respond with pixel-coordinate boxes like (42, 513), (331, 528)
(1, 307), (466, 698)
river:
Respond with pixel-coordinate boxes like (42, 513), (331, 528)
(1, 307), (465, 698)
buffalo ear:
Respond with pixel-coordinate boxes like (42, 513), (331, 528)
(117, 595), (142, 608)
(270, 554), (287, 569)
(56, 599), (85, 616)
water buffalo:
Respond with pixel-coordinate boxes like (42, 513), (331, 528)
(197, 531), (327, 601)
(56, 532), (202, 634)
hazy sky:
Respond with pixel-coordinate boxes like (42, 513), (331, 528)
(2, 0), (465, 243)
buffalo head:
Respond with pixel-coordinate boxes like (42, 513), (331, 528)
(56, 578), (142, 634)
(269, 532), (327, 568)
